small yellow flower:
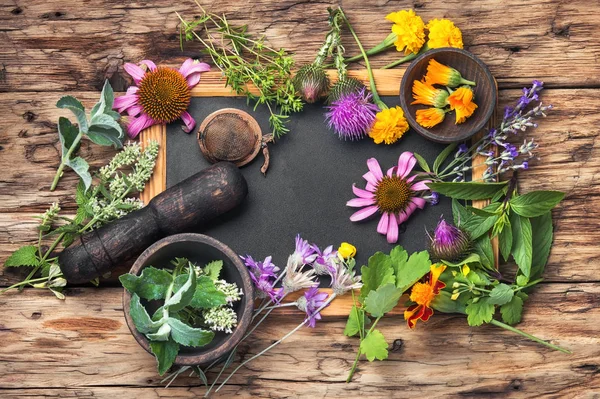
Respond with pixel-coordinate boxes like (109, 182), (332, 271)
(448, 87), (478, 124)
(426, 19), (464, 49)
(369, 106), (409, 145)
(385, 10), (426, 55)
(416, 107), (446, 128)
(411, 80), (449, 108)
(338, 242), (357, 259)
(425, 59), (475, 88)
(451, 292), (460, 301)
(461, 264), (470, 276)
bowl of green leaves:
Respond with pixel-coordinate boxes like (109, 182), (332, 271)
(121, 233), (254, 375)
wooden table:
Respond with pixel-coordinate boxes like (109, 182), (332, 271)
(1, 1), (599, 397)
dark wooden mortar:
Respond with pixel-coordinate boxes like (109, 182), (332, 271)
(400, 47), (497, 143)
(123, 233), (255, 366)
(59, 162), (248, 284)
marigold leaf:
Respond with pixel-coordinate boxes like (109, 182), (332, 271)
(359, 329), (388, 362)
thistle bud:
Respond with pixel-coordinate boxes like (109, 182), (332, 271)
(429, 218), (471, 263)
(293, 64), (330, 104)
(327, 76), (365, 104)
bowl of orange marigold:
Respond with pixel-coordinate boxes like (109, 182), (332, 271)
(400, 48), (497, 143)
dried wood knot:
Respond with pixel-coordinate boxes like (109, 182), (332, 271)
(508, 379), (522, 391)
(391, 338), (404, 352)
(11, 7), (23, 15)
(22, 111), (37, 122)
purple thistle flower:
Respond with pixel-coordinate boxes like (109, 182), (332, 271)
(429, 218), (471, 262)
(325, 88), (379, 140)
(296, 287), (329, 328)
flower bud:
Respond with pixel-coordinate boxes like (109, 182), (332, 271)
(327, 76), (365, 104)
(293, 64), (330, 103)
(429, 217), (472, 263)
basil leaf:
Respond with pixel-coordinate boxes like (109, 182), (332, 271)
(462, 214), (498, 240)
(364, 283), (403, 318)
(426, 182), (507, 200)
(510, 191), (564, 218)
(150, 339), (179, 376)
(433, 142), (457, 174)
(359, 252), (395, 302)
(499, 217), (513, 262)
(167, 318), (215, 347)
(452, 199), (470, 227)
(530, 211), (553, 280)
(510, 213), (533, 278)
(129, 293), (162, 334)
(164, 266), (197, 312)
(413, 152), (430, 173)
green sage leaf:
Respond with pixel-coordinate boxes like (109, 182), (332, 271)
(65, 156), (92, 190)
(129, 293), (162, 334)
(510, 213), (533, 278)
(433, 142), (457, 174)
(57, 96), (88, 133)
(147, 323), (171, 341)
(426, 181), (507, 200)
(90, 113), (124, 139)
(86, 125), (123, 148)
(364, 283), (403, 318)
(510, 191), (564, 218)
(359, 329), (388, 362)
(58, 117), (80, 160)
(167, 318), (215, 347)
(150, 339), (179, 376)
(164, 265), (197, 312)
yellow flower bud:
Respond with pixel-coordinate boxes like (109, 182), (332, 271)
(338, 242), (357, 259)
(451, 292), (460, 301)
(452, 282), (460, 288)
(462, 265), (470, 276)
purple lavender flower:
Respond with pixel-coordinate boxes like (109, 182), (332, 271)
(424, 192), (440, 205)
(296, 287), (329, 328)
(428, 217), (471, 262)
(456, 144), (468, 156)
(311, 245), (338, 275)
(325, 88), (379, 140)
(240, 255), (280, 279)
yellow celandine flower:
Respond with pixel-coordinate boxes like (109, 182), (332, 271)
(426, 19), (464, 49)
(369, 106), (409, 145)
(385, 10), (426, 55)
(338, 242), (357, 259)
(416, 107), (446, 128)
(411, 80), (449, 108)
(425, 59), (475, 88)
(448, 86), (478, 124)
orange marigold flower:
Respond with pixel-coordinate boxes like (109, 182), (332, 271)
(416, 107), (446, 128)
(426, 19), (464, 49)
(369, 106), (410, 145)
(404, 264), (446, 328)
(425, 59), (476, 88)
(385, 10), (426, 55)
(448, 87), (478, 124)
(411, 80), (449, 108)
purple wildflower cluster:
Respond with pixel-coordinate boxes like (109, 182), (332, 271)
(325, 88), (379, 141)
(240, 234), (361, 328)
(441, 80), (551, 182)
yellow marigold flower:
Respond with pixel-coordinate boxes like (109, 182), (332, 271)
(385, 10), (426, 55)
(426, 19), (464, 49)
(416, 107), (445, 128)
(425, 59), (475, 88)
(404, 264), (446, 328)
(338, 242), (357, 259)
(411, 80), (449, 108)
(369, 106), (409, 145)
(448, 86), (478, 124)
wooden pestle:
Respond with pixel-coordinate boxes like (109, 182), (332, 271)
(59, 162), (248, 284)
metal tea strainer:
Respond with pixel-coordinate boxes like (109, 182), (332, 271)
(197, 108), (273, 174)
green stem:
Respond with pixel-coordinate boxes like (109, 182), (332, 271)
(489, 319), (571, 354)
(460, 78), (477, 86)
(340, 8), (385, 109)
(382, 44), (429, 70)
(344, 32), (397, 63)
(346, 316), (382, 383)
(0, 276), (56, 294)
(50, 131), (84, 191)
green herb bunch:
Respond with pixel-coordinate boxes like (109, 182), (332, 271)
(51, 81), (125, 191)
(120, 257), (242, 375)
(344, 246), (431, 382)
(3, 141), (160, 298)
(177, 6), (303, 139)
(423, 178), (569, 352)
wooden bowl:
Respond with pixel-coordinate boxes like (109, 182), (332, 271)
(400, 47), (497, 143)
(123, 233), (254, 366)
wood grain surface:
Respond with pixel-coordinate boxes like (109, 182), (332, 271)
(1, 1), (599, 398)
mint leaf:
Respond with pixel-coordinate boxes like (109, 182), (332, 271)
(433, 142), (457, 174)
(65, 156), (92, 190)
(86, 125), (123, 148)
(452, 199), (470, 227)
(426, 182), (507, 200)
(462, 214), (498, 240)
(516, 275), (529, 287)
(364, 283), (403, 318)
(359, 252), (395, 301)
(510, 191), (564, 218)
(394, 249), (430, 293)
(5, 245), (39, 267)
(488, 283), (514, 306)
(57, 96), (88, 133)
(58, 117), (80, 160)
(465, 298), (495, 326)
(165, 266), (197, 312)
(510, 213), (533, 278)
(167, 318), (215, 347)
(530, 212), (553, 280)
(359, 329), (388, 361)
(203, 260), (223, 281)
(129, 293), (162, 334)
(499, 217), (513, 262)
(147, 323), (172, 341)
(500, 295), (524, 325)
(344, 306), (370, 337)
(190, 276), (227, 309)
(413, 152), (430, 172)
(474, 235), (494, 269)
(119, 266), (173, 301)
(150, 339), (179, 376)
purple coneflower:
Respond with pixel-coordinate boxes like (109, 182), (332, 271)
(296, 287), (329, 328)
(428, 217), (471, 262)
(347, 152), (431, 244)
(325, 88), (379, 140)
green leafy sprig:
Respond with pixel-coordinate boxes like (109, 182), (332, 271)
(3, 141), (159, 298)
(177, 6), (303, 139)
(120, 258), (241, 375)
(344, 246), (431, 382)
(51, 81), (124, 191)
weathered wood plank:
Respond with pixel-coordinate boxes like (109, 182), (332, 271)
(0, 284), (597, 397)
(0, 0), (598, 92)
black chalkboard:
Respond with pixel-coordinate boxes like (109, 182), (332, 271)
(166, 96), (451, 270)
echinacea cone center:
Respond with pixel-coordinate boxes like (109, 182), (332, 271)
(138, 67), (191, 123)
(375, 176), (411, 214)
